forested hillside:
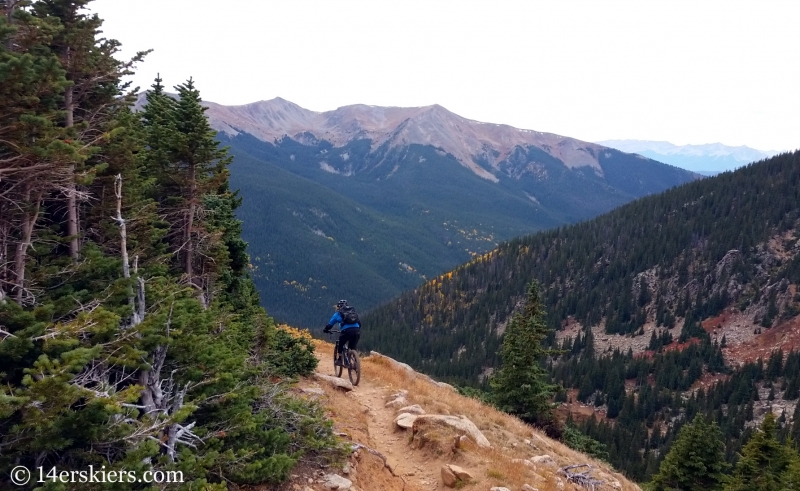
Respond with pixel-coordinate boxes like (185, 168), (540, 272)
(222, 127), (696, 327)
(363, 150), (800, 383)
(0, 3), (328, 488)
(362, 151), (800, 481)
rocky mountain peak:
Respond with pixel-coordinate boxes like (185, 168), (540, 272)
(200, 98), (609, 181)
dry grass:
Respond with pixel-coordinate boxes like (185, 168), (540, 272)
(310, 340), (641, 491)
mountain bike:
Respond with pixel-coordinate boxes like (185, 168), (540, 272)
(328, 329), (361, 386)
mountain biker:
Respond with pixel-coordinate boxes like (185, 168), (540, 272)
(323, 299), (361, 365)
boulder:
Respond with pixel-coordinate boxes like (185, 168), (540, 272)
(530, 454), (555, 465)
(301, 387), (325, 396)
(385, 390), (408, 408)
(398, 404), (425, 414)
(521, 485), (539, 491)
(441, 465), (457, 487)
(447, 464), (473, 481)
(490, 488), (511, 491)
(313, 373), (353, 391)
(322, 473), (352, 490)
(395, 412), (418, 429)
(413, 414), (491, 448)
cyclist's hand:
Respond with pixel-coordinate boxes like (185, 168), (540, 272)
(323, 325), (331, 333)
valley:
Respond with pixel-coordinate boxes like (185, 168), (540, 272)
(190, 97), (699, 326)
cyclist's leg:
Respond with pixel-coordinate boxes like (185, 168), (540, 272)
(339, 329), (360, 366)
(341, 328), (360, 352)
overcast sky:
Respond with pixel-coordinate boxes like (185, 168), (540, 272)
(92, 0), (799, 152)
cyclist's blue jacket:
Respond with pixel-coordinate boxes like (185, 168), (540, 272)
(328, 311), (361, 331)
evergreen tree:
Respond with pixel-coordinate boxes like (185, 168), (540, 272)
(490, 281), (558, 425)
(650, 414), (728, 491)
(0, 2), (328, 487)
(725, 413), (794, 491)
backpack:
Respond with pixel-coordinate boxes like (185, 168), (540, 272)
(340, 306), (360, 326)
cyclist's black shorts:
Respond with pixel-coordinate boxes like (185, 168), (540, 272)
(338, 328), (360, 353)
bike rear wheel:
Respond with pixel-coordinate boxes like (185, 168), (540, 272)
(346, 350), (361, 386)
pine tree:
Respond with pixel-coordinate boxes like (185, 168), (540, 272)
(31, 0), (148, 260)
(0, 1), (70, 303)
(725, 413), (794, 491)
(650, 414), (728, 491)
(490, 281), (558, 426)
(0, 3), (328, 487)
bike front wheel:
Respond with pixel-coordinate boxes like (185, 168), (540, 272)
(334, 350), (343, 378)
(346, 350), (361, 386)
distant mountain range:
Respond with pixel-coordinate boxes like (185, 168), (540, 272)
(135, 94), (698, 326)
(597, 139), (780, 175)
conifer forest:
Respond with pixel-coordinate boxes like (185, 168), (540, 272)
(363, 150), (800, 483)
(0, 2), (327, 488)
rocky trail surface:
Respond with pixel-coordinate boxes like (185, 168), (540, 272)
(268, 341), (639, 491)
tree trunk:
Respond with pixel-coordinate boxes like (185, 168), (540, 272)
(184, 162), (196, 284)
(4, 1), (17, 50)
(13, 186), (42, 304)
(113, 175), (130, 279)
(64, 62), (79, 261)
(113, 175), (146, 326)
(0, 201), (8, 302)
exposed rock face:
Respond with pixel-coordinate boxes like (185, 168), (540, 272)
(413, 415), (491, 448)
(559, 229), (800, 362)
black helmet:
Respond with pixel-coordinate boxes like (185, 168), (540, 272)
(336, 299), (348, 310)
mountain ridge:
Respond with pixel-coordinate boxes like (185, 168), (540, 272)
(597, 139), (782, 174)
(140, 93), (669, 182)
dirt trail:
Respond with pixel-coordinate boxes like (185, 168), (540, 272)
(309, 347), (437, 491)
(290, 341), (640, 491)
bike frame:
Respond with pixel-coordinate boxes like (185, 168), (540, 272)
(330, 329), (352, 365)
